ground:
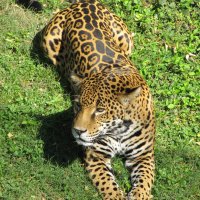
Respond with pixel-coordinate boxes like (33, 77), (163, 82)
(0, 0), (199, 199)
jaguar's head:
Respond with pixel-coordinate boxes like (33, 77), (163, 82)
(71, 69), (144, 146)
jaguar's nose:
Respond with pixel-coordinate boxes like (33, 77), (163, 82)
(73, 128), (87, 136)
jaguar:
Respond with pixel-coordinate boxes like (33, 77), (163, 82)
(41, 0), (155, 199)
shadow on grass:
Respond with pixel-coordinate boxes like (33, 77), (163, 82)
(37, 108), (82, 166)
(31, 28), (80, 166)
(15, 0), (43, 12)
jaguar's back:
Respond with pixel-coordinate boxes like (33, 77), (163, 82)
(42, 0), (133, 79)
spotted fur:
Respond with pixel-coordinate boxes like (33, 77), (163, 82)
(41, 0), (155, 199)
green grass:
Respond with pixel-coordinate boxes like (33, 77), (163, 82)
(0, 0), (199, 199)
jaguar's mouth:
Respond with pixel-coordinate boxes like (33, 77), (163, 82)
(72, 128), (102, 146)
(75, 138), (94, 147)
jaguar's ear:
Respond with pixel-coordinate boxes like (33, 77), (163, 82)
(117, 86), (141, 107)
(70, 73), (84, 86)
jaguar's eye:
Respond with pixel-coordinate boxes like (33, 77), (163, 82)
(96, 108), (105, 114)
